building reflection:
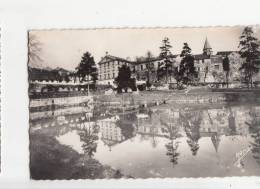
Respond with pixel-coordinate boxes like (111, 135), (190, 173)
(30, 103), (260, 167)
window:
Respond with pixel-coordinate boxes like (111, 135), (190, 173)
(113, 73), (115, 78)
(108, 74), (110, 79)
(141, 65), (143, 70)
(202, 59), (204, 63)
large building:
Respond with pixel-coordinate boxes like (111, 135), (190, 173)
(97, 53), (176, 85)
(97, 53), (132, 85)
(97, 38), (243, 85)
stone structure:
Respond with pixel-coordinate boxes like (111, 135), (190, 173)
(97, 53), (132, 85)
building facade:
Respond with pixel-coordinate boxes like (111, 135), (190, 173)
(97, 38), (244, 86)
(97, 54), (132, 85)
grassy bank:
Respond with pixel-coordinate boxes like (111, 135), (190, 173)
(30, 133), (128, 179)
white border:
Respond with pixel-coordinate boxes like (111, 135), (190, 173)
(1, 0), (260, 188)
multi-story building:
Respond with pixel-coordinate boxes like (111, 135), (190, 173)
(194, 38), (224, 82)
(97, 38), (244, 85)
(97, 53), (176, 85)
(97, 53), (132, 85)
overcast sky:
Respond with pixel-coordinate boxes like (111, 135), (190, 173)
(29, 26), (260, 71)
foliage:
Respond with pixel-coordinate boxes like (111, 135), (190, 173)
(145, 51), (155, 88)
(176, 43), (197, 86)
(238, 26), (260, 88)
(158, 37), (174, 82)
(114, 64), (136, 93)
(78, 124), (99, 159)
(76, 52), (98, 83)
(28, 34), (43, 65)
(222, 56), (230, 87)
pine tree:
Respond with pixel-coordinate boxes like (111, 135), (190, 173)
(178, 43), (196, 85)
(114, 64), (132, 93)
(76, 52), (98, 83)
(158, 37), (173, 83)
(222, 56), (230, 88)
(238, 26), (260, 88)
(145, 51), (154, 89)
(76, 52), (98, 94)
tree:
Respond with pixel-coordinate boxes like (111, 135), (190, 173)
(177, 43), (196, 86)
(158, 37), (173, 83)
(145, 51), (155, 89)
(76, 52), (98, 93)
(222, 56), (230, 88)
(28, 33), (43, 65)
(76, 52), (97, 82)
(114, 64), (134, 93)
(238, 26), (260, 88)
(180, 110), (202, 156)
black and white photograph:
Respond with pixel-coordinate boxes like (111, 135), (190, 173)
(28, 26), (260, 180)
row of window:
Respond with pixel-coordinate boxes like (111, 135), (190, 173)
(99, 73), (116, 80)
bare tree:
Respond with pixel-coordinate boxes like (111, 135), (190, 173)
(28, 33), (43, 65)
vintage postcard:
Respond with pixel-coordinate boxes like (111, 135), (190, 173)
(28, 27), (260, 180)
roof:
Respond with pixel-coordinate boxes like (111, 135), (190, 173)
(203, 37), (212, 50)
(194, 54), (210, 60)
(98, 54), (178, 65)
(216, 51), (238, 56)
(98, 55), (132, 65)
(133, 57), (162, 65)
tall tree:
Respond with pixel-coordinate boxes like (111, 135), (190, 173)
(222, 56), (230, 88)
(145, 51), (155, 89)
(178, 43), (196, 86)
(238, 26), (260, 88)
(114, 64), (133, 93)
(158, 37), (173, 83)
(76, 52), (97, 82)
(76, 52), (98, 93)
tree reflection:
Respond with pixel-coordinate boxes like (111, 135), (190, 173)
(160, 118), (180, 166)
(248, 107), (260, 166)
(180, 109), (202, 156)
(116, 113), (137, 140)
(78, 123), (99, 159)
(165, 140), (180, 166)
(228, 107), (236, 135)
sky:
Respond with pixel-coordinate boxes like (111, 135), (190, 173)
(29, 26), (260, 71)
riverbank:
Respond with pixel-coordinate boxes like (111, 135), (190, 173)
(29, 88), (260, 112)
(94, 88), (260, 108)
(30, 133), (130, 179)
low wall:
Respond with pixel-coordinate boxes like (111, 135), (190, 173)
(30, 95), (93, 108)
(95, 90), (260, 107)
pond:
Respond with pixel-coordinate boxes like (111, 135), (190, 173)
(29, 101), (260, 179)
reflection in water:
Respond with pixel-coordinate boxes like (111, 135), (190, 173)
(248, 107), (260, 166)
(30, 103), (260, 178)
(78, 123), (99, 159)
(180, 110), (202, 156)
